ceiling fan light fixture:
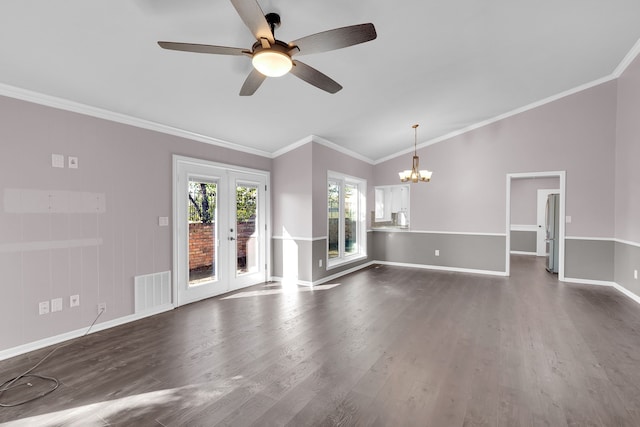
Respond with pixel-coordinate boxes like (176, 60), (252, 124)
(252, 50), (292, 77)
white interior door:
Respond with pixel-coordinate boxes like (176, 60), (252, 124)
(174, 157), (269, 306)
(536, 189), (559, 256)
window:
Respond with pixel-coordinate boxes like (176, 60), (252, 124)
(327, 171), (367, 268)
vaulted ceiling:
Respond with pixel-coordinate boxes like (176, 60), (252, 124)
(2, 0), (639, 161)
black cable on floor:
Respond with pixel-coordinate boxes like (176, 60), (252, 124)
(0, 308), (104, 407)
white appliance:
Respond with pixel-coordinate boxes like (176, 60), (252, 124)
(545, 193), (560, 273)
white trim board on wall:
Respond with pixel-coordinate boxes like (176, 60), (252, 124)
(510, 224), (538, 232)
(272, 236), (327, 242)
(372, 229), (506, 236)
(506, 171), (566, 280)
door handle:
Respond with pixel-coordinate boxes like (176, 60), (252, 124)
(229, 237), (236, 241)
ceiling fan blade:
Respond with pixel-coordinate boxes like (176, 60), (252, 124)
(230, 0), (275, 44)
(288, 23), (377, 56)
(158, 41), (248, 56)
(290, 61), (342, 94)
(239, 68), (267, 96)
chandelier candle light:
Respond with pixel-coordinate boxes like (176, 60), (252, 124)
(399, 124), (433, 183)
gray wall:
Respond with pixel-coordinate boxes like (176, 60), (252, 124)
(271, 238), (314, 283)
(510, 230), (537, 253)
(615, 242), (640, 296)
(372, 231), (506, 273)
(564, 239), (615, 282)
(272, 234), (374, 284)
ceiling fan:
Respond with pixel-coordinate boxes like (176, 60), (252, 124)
(157, 0), (377, 96)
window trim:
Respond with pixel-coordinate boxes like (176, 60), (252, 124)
(326, 171), (367, 270)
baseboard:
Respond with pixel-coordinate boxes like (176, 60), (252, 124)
(270, 261), (376, 287)
(612, 283), (640, 305)
(269, 277), (313, 286)
(311, 261), (376, 286)
(562, 277), (616, 287)
(0, 304), (175, 362)
(563, 277), (640, 306)
(374, 261), (508, 277)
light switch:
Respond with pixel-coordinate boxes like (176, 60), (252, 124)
(158, 216), (169, 226)
(52, 154), (64, 168)
(68, 156), (78, 169)
(566, 216), (572, 223)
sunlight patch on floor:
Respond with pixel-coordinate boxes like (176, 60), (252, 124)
(221, 283), (342, 300)
(5, 384), (227, 426)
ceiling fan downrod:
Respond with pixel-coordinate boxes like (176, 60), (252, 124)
(264, 13), (281, 37)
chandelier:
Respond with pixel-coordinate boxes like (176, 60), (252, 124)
(399, 124), (432, 183)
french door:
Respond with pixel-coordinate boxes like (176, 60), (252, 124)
(173, 156), (269, 306)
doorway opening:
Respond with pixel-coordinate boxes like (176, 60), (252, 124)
(506, 171), (566, 280)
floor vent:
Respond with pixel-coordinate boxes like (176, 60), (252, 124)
(134, 271), (171, 313)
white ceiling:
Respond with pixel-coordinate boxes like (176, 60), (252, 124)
(1, 0), (639, 161)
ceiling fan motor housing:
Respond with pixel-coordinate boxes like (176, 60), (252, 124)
(251, 40), (293, 77)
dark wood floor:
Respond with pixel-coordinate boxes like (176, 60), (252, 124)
(2, 256), (640, 426)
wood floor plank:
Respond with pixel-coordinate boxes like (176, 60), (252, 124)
(2, 257), (640, 426)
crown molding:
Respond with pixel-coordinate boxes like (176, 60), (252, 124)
(4, 36), (640, 165)
(613, 37), (640, 78)
(271, 135), (313, 158)
(272, 134), (375, 164)
(311, 135), (375, 165)
(0, 83), (273, 159)
(374, 74), (616, 164)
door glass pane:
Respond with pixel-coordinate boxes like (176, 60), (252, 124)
(236, 184), (258, 275)
(188, 180), (217, 286)
(328, 181), (340, 259)
(344, 183), (357, 256)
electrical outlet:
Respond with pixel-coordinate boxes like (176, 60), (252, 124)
(51, 154), (64, 168)
(319, 259), (323, 267)
(97, 302), (106, 314)
(51, 298), (63, 312)
(39, 301), (50, 315)
(635, 269), (638, 280)
(435, 249), (440, 256)
(70, 294), (80, 307)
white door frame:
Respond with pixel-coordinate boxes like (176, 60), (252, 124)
(172, 155), (271, 306)
(506, 171), (566, 280)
